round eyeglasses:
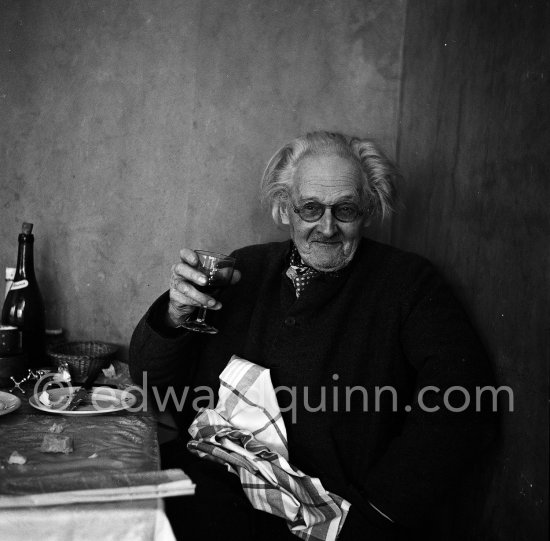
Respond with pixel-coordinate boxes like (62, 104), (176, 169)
(292, 201), (364, 223)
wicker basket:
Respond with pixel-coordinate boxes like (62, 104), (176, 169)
(47, 341), (118, 382)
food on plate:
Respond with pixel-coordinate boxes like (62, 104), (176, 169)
(8, 451), (27, 464)
(38, 390), (52, 407)
(38, 389), (70, 408)
(40, 433), (74, 454)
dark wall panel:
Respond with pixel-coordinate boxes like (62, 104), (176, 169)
(394, 1), (548, 539)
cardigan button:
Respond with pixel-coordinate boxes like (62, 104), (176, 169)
(284, 316), (296, 326)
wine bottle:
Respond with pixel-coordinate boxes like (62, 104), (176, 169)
(4, 267), (15, 299)
(1, 222), (46, 368)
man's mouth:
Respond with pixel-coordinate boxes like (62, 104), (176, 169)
(311, 239), (341, 246)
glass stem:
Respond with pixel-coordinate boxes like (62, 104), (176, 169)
(195, 306), (208, 324)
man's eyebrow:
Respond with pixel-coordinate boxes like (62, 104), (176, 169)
(295, 195), (358, 204)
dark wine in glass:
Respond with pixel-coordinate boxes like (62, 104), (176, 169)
(179, 250), (236, 334)
(195, 278), (230, 296)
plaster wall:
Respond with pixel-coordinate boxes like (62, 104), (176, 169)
(0, 0), (405, 347)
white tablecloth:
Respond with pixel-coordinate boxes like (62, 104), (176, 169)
(0, 498), (175, 541)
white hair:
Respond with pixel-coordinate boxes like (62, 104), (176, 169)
(260, 131), (400, 225)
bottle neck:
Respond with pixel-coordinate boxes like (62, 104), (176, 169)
(15, 233), (36, 281)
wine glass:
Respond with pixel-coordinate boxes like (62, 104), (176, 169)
(179, 250), (236, 334)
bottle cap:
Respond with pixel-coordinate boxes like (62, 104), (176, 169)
(5, 267), (15, 280)
(22, 222), (34, 234)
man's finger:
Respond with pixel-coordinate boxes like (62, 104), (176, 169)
(172, 278), (219, 309)
(172, 262), (208, 286)
(169, 287), (202, 308)
(179, 248), (199, 266)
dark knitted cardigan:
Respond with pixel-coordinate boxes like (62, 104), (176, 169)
(129, 238), (496, 534)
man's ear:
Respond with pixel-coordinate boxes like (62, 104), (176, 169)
(361, 205), (375, 229)
(280, 202), (290, 225)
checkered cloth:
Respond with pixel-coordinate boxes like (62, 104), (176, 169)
(187, 355), (350, 541)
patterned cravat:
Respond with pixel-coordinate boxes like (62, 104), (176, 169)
(286, 245), (320, 297)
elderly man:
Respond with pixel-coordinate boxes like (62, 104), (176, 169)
(129, 131), (495, 540)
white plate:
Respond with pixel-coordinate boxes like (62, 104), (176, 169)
(0, 391), (21, 416)
(28, 386), (137, 415)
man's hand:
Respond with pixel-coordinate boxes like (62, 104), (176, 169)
(166, 248), (241, 328)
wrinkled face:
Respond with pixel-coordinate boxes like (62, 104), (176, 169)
(280, 154), (367, 272)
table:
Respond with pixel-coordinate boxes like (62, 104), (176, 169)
(0, 363), (185, 541)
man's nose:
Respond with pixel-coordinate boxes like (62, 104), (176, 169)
(317, 208), (337, 236)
